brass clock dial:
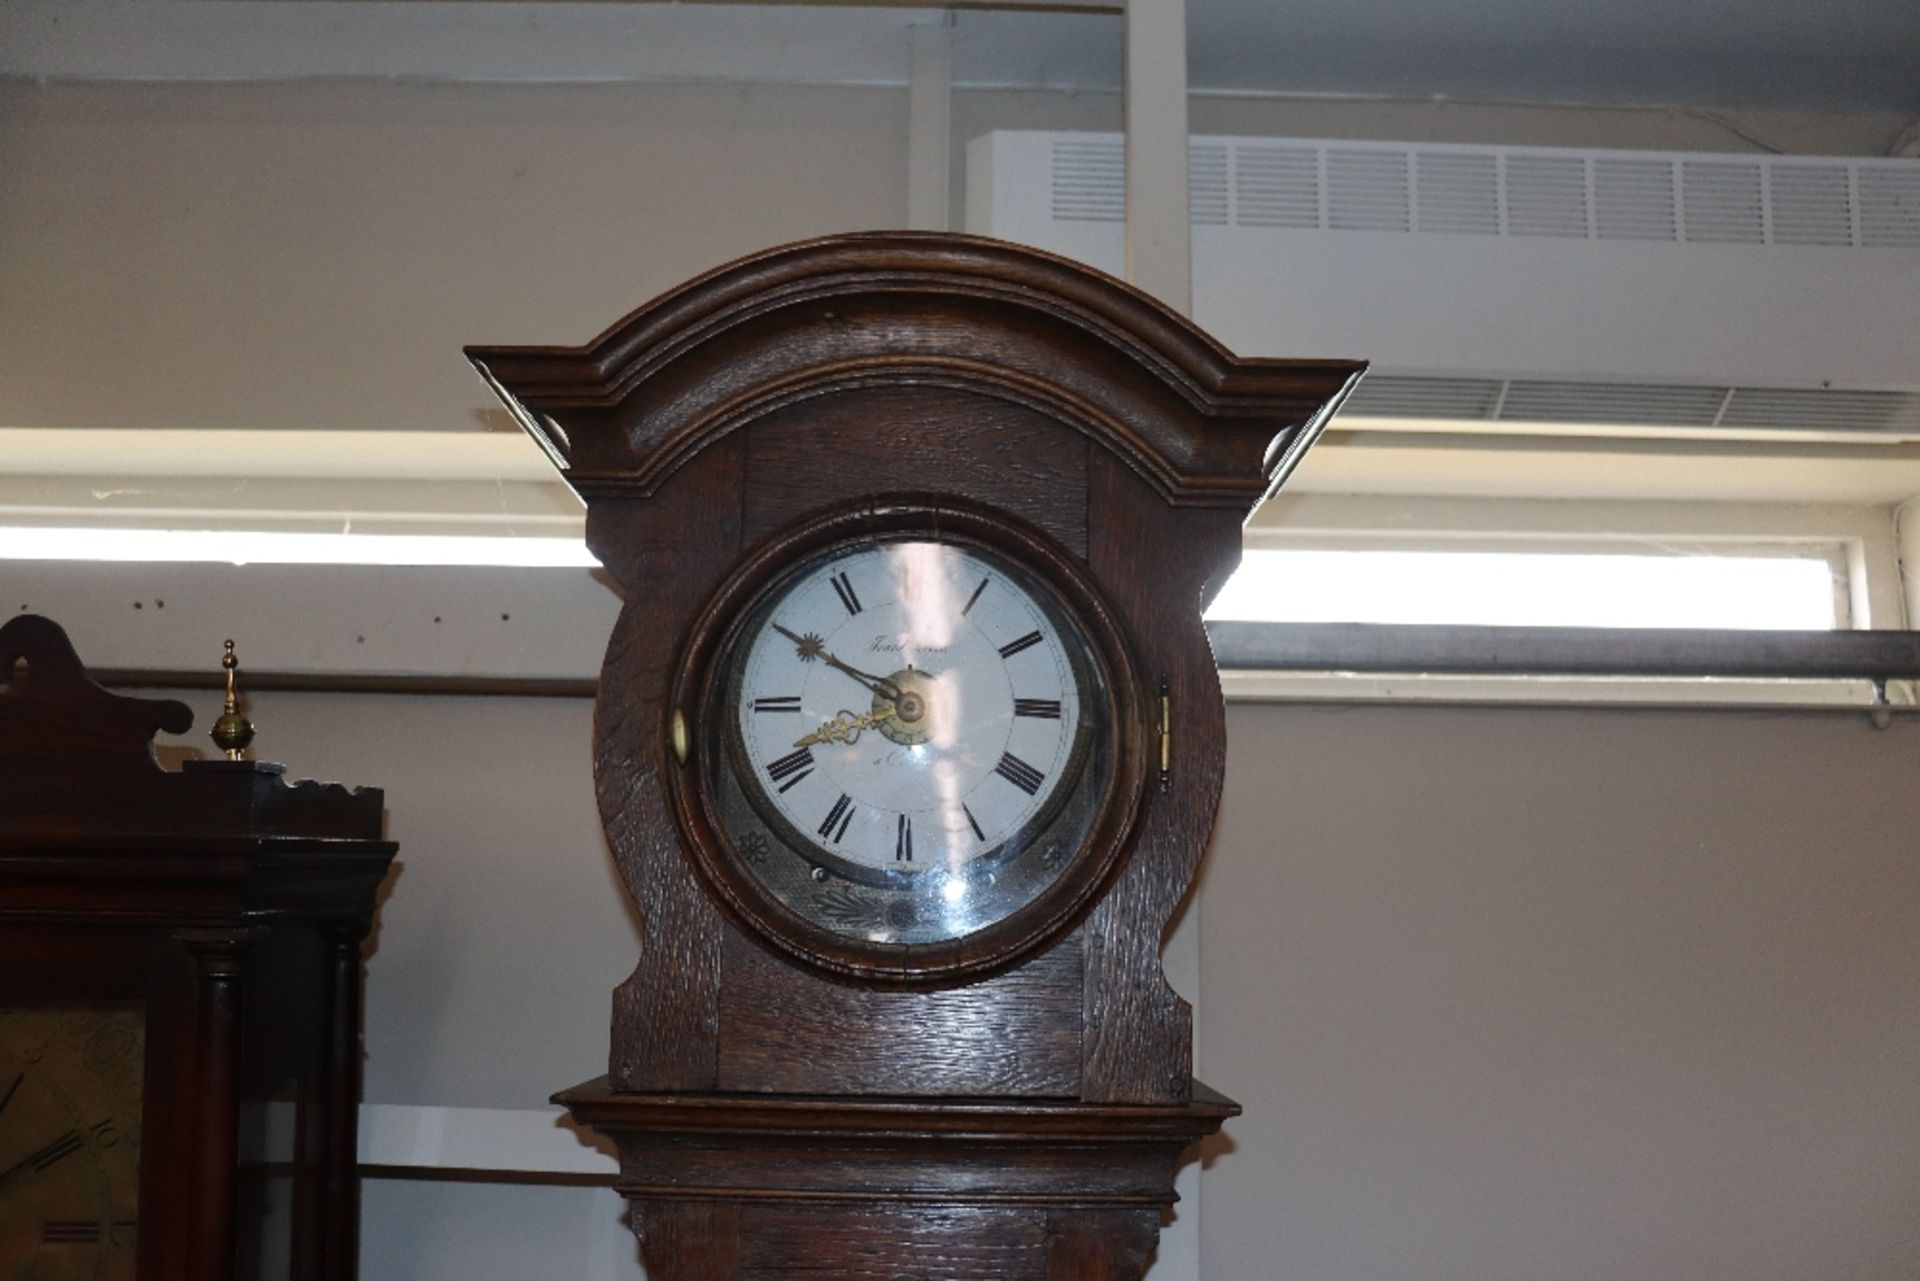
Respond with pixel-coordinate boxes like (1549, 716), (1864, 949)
(0, 1006), (143, 1281)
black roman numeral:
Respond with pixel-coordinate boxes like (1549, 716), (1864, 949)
(752, 696), (801, 714)
(44, 1220), (102, 1244)
(961, 577), (989, 616)
(998, 630), (1043, 659)
(1013, 698), (1062, 719)
(895, 814), (914, 862)
(766, 747), (814, 793)
(994, 752), (1045, 796)
(818, 794), (855, 843)
(30, 1130), (83, 1173)
(830, 572), (862, 615)
(962, 803), (985, 843)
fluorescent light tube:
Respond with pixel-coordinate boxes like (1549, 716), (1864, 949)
(0, 527), (599, 569)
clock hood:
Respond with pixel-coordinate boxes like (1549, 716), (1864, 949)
(465, 231), (1364, 516)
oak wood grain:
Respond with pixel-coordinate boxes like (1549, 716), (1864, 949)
(735, 1204), (1048, 1279)
(593, 439), (746, 1089)
(559, 1080), (1238, 1281)
(639, 1201), (743, 1281)
(466, 232), (1364, 507)
(1080, 451), (1243, 1103)
(741, 385), (1089, 555)
(1045, 1208), (1163, 1280)
(716, 930), (1082, 1097)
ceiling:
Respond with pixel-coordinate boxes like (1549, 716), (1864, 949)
(2, 1), (1916, 116)
(1182, 0), (1919, 114)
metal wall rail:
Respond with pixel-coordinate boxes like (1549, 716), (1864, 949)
(104, 626), (1920, 696)
(1206, 622), (1920, 682)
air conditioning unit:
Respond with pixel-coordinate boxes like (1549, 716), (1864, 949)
(966, 132), (1920, 441)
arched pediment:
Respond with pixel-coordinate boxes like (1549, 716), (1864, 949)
(467, 232), (1364, 512)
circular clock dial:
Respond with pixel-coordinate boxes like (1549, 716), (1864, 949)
(705, 536), (1114, 949)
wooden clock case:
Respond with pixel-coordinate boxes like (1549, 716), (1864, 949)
(0, 615), (396, 1281)
(468, 233), (1362, 1278)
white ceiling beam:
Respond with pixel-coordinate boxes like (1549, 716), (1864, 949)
(0, 1), (1118, 84)
(907, 18), (956, 231)
(1897, 499), (1920, 629)
(12, 428), (1920, 507)
(0, 2), (940, 84)
(1122, 0), (1191, 316)
(0, 429), (555, 482)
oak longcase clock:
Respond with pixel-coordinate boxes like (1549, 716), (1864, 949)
(468, 232), (1363, 1279)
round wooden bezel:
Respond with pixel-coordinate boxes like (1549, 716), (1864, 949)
(667, 497), (1149, 986)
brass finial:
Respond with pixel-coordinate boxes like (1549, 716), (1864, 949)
(211, 638), (256, 761)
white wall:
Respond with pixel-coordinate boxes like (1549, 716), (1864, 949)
(1205, 701), (1920, 1280)
(0, 78), (907, 433)
(118, 678), (1920, 1280)
(2, 76), (1906, 436)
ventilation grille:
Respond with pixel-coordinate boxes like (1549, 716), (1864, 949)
(1190, 142), (1229, 226)
(1235, 145), (1319, 228)
(1048, 136), (1920, 250)
(1341, 375), (1920, 437)
(1049, 139), (1125, 222)
(1414, 151), (1499, 235)
(1680, 161), (1765, 243)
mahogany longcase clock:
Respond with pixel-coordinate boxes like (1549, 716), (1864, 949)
(0, 615), (395, 1281)
(468, 233), (1363, 1279)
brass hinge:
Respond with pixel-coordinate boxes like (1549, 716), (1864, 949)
(1158, 676), (1171, 793)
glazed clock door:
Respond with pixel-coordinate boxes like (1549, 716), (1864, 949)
(719, 537), (1105, 940)
(673, 503), (1147, 986)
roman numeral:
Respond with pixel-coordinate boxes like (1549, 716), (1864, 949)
(998, 630), (1043, 659)
(818, 794), (855, 843)
(994, 752), (1045, 796)
(30, 1130), (83, 1173)
(1013, 698), (1062, 719)
(44, 1220), (102, 1244)
(962, 803), (985, 843)
(830, 572), (862, 615)
(766, 747), (814, 793)
(0, 1072), (20, 1116)
(752, 696), (801, 714)
(961, 577), (989, 616)
(895, 814), (914, 861)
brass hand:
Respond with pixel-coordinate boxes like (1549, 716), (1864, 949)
(793, 709), (891, 748)
(772, 624), (902, 702)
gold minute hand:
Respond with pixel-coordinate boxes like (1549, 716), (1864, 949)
(771, 624), (902, 702)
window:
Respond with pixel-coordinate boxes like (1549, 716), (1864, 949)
(1206, 544), (1847, 630)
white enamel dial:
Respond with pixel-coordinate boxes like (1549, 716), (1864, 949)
(733, 541), (1082, 876)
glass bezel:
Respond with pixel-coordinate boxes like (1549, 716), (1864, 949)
(668, 498), (1147, 985)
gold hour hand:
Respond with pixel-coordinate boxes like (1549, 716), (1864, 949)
(793, 709), (889, 748)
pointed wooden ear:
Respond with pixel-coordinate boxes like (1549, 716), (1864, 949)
(0, 615), (194, 761)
